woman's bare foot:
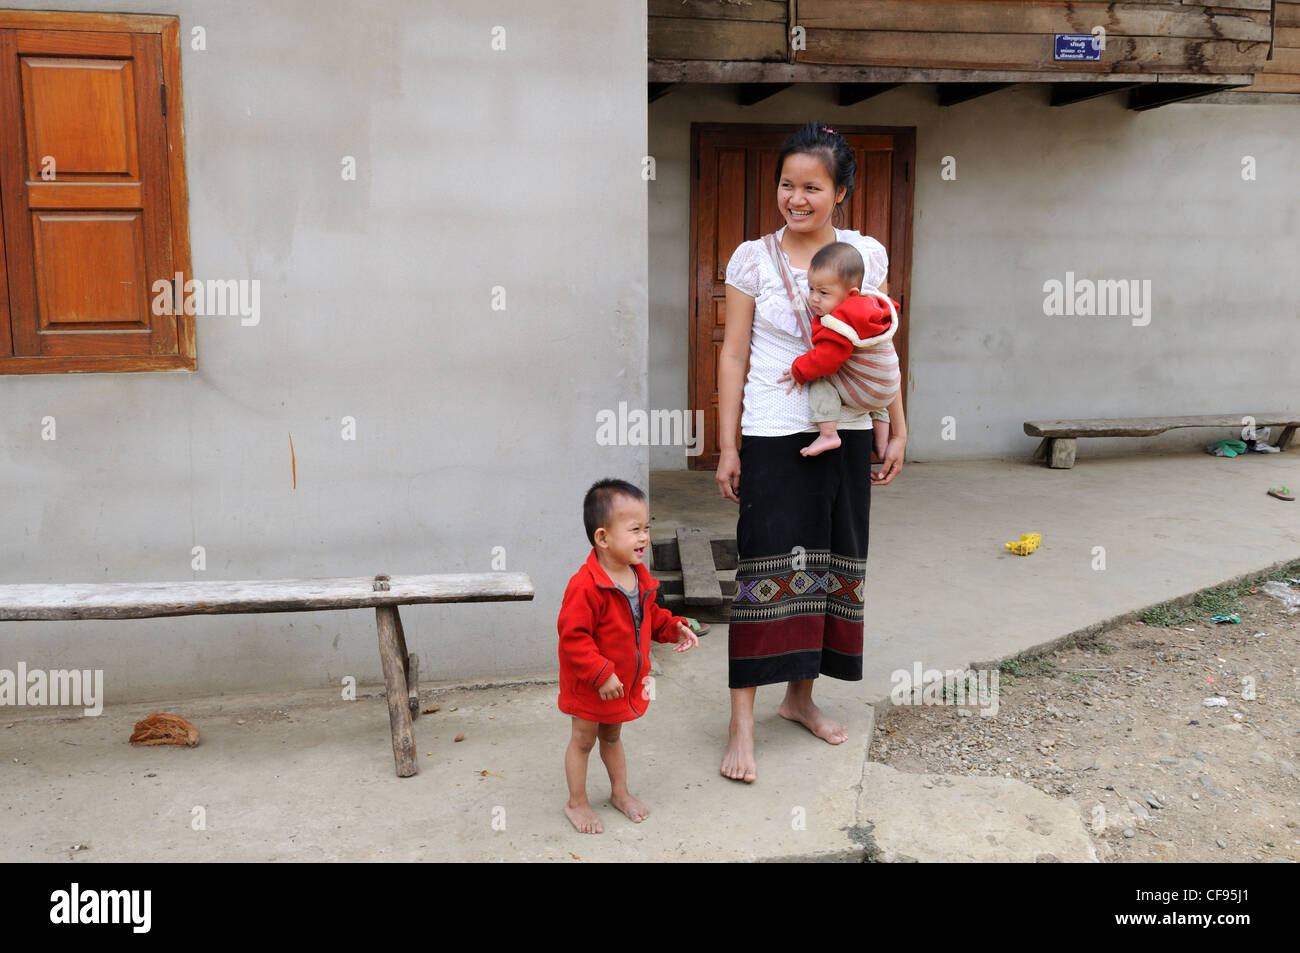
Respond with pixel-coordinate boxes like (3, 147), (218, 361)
(565, 801), (603, 834)
(720, 717), (757, 782)
(611, 791), (650, 823)
(779, 697), (848, 744)
(801, 433), (842, 457)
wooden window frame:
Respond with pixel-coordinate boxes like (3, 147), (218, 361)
(0, 9), (193, 374)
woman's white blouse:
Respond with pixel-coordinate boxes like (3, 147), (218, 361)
(725, 226), (891, 437)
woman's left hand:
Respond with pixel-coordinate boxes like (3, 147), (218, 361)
(871, 433), (905, 485)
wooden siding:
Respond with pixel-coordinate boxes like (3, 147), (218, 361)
(650, 0), (1294, 92)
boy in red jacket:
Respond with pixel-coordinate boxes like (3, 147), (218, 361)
(777, 242), (902, 458)
(557, 479), (698, 834)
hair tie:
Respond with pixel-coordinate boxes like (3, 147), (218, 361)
(821, 125), (836, 135)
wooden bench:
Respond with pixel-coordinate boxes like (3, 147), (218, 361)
(0, 572), (534, 777)
(1024, 414), (1300, 468)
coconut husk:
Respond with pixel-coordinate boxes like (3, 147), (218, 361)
(129, 712), (199, 747)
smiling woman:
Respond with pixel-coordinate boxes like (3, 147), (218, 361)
(714, 121), (907, 784)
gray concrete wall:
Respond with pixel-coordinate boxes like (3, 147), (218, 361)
(649, 85), (1300, 467)
(0, 1), (648, 699)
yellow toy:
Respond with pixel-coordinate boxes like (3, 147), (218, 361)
(1004, 532), (1042, 556)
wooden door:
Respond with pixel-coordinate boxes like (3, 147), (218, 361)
(688, 122), (915, 470)
(0, 28), (177, 359)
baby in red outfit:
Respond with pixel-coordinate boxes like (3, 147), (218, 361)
(777, 242), (902, 458)
(556, 479), (698, 834)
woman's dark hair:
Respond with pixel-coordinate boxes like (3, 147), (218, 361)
(773, 121), (856, 222)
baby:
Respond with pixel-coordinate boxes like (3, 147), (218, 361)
(777, 242), (901, 458)
(556, 478), (698, 834)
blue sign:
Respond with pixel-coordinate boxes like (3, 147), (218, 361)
(1054, 34), (1102, 61)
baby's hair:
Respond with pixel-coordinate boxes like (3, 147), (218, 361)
(583, 478), (646, 546)
(809, 242), (865, 290)
(774, 121), (857, 211)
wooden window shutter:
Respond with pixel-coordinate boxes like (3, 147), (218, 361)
(0, 16), (193, 373)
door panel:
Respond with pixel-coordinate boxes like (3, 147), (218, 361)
(0, 28), (175, 358)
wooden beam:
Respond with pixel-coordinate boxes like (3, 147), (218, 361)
(647, 59), (1254, 85)
(798, 29), (1270, 73)
(738, 82), (792, 105)
(837, 82), (900, 105)
(1128, 80), (1249, 108)
(1050, 82), (1142, 105)
(649, 16), (787, 61)
(937, 83), (1014, 106)
(797, 0), (1270, 42)
(0, 572), (536, 621)
(648, 0), (787, 21)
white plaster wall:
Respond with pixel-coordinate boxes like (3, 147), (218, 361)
(0, 0), (649, 700)
(649, 84), (1300, 467)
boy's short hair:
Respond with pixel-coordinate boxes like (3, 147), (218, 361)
(809, 242), (865, 290)
(583, 478), (646, 545)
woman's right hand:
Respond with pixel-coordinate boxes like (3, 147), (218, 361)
(716, 448), (741, 503)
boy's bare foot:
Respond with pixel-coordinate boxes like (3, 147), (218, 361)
(801, 433), (841, 457)
(611, 791), (650, 823)
(565, 801), (604, 834)
(720, 717), (757, 782)
(779, 697), (848, 745)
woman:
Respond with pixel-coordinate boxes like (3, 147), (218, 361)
(715, 122), (905, 783)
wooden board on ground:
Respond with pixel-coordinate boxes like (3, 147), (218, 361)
(676, 527), (723, 607)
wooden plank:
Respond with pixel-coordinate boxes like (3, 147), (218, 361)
(1247, 71), (1300, 90)
(648, 0), (787, 21)
(797, 1), (1270, 42)
(1264, 48), (1300, 72)
(376, 606), (417, 778)
(649, 58), (1253, 84)
(1280, 3), (1300, 28)
(1184, 0), (1270, 9)
(798, 29), (1270, 73)
(0, 11), (173, 32)
(676, 528), (723, 607)
(0, 572), (536, 621)
(1024, 414), (1300, 438)
(1276, 27), (1300, 47)
(650, 16), (787, 61)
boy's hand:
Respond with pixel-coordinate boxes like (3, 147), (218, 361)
(598, 673), (624, 700)
(673, 622), (699, 653)
(777, 368), (803, 395)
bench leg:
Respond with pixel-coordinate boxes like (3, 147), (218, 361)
(376, 606), (418, 777)
(391, 607), (420, 719)
(1277, 426), (1296, 452)
(1032, 438), (1048, 462)
(1048, 438), (1077, 469)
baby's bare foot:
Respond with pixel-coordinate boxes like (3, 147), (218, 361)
(779, 698), (848, 744)
(801, 434), (842, 457)
(720, 718), (757, 782)
(611, 791), (650, 823)
(565, 801), (604, 834)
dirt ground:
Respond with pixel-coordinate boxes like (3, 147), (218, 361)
(871, 563), (1300, 863)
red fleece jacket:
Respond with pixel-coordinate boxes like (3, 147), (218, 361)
(790, 292), (900, 385)
(557, 550), (688, 723)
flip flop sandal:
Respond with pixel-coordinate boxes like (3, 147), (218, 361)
(683, 617), (711, 637)
(1268, 486), (1295, 501)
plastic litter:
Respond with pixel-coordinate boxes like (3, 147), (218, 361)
(1260, 580), (1300, 613)
(1203, 697), (1228, 707)
(1210, 614), (1239, 624)
(1004, 532), (1041, 556)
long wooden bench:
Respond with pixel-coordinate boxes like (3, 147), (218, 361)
(1024, 414), (1300, 468)
(0, 572), (534, 777)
